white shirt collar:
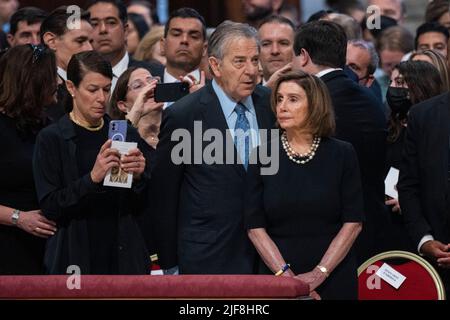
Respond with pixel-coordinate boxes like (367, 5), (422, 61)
(112, 52), (129, 79)
(163, 68), (200, 83)
(57, 67), (67, 81)
(110, 53), (129, 95)
(315, 68), (343, 78)
(211, 79), (256, 119)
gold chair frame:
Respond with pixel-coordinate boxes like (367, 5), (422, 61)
(358, 250), (446, 300)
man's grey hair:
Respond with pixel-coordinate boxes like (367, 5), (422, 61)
(328, 13), (362, 40)
(348, 39), (379, 75)
(208, 20), (260, 59)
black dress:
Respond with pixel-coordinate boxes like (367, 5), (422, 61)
(245, 137), (364, 300)
(383, 128), (416, 252)
(0, 113), (46, 274)
(73, 123), (121, 274)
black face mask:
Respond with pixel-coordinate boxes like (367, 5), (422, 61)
(387, 87), (412, 118)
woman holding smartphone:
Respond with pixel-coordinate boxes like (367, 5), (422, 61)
(110, 67), (163, 149)
(110, 67), (204, 149)
(33, 51), (152, 275)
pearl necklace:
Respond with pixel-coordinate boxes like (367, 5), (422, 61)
(281, 131), (321, 165)
(69, 112), (104, 131)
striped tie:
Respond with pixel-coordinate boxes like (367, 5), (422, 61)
(234, 102), (250, 170)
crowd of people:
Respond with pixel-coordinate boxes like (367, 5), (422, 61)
(1, 0), (450, 300)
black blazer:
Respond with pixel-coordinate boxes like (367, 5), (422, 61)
(33, 114), (151, 274)
(398, 92), (450, 247)
(151, 83), (275, 273)
(321, 70), (387, 261)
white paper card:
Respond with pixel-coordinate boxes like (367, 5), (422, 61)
(103, 141), (137, 189)
(385, 167), (399, 198)
(375, 263), (406, 289)
(150, 269), (164, 275)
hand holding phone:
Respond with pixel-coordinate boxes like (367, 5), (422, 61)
(180, 70), (206, 94)
(154, 82), (190, 103)
(90, 139), (120, 183)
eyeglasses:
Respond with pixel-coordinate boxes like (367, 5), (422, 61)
(28, 44), (45, 63)
(128, 76), (160, 91)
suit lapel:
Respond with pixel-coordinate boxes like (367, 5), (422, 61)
(200, 85), (246, 177)
(443, 93), (450, 200)
(252, 86), (273, 130)
(429, 93), (450, 219)
(199, 85), (229, 135)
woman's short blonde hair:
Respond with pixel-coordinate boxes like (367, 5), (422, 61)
(271, 70), (335, 137)
(134, 25), (164, 62)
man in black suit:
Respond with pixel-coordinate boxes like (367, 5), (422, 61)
(87, 0), (164, 95)
(159, 8), (206, 86)
(151, 21), (275, 274)
(293, 21), (387, 264)
(398, 92), (450, 291)
(40, 6), (94, 121)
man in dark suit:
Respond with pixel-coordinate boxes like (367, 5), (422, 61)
(293, 20), (388, 264)
(398, 92), (450, 292)
(151, 21), (275, 274)
(40, 6), (94, 121)
(87, 0), (163, 95)
(158, 8), (207, 108)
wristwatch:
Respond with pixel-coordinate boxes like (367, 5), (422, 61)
(316, 265), (329, 277)
(11, 209), (20, 225)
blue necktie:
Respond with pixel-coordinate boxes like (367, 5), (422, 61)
(234, 102), (250, 170)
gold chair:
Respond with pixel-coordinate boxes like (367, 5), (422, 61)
(358, 250), (446, 300)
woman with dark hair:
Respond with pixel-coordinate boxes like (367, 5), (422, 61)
(0, 44), (58, 274)
(383, 60), (445, 251)
(33, 50), (151, 274)
(245, 71), (363, 300)
(127, 13), (150, 56)
(387, 61), (444, 173)
(110, 66), (163, 149)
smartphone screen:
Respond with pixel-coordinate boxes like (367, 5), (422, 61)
(154, 82), (190, 103)
(108, 120), (128, 142)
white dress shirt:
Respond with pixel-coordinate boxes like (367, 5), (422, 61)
(211, 79), (260, 153)
(111, 52), (130, 94)
(163, 69), (200, 109)
(57, 67), (67, 82)
(315, 68), (343, 78)
(163, 68), (200, 84)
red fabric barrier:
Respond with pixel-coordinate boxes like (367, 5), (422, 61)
(0, 275), (310, 299)
(358, 261), (439, 300)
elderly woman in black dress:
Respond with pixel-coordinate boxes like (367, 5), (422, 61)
(33, 51), (151, 274)
(245, 71), (363, 299)
(0, 45), (58, 274)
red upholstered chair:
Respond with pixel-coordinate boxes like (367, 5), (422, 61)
(358, 250), (446, 300)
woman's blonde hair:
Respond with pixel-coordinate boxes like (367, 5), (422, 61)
(410, 49), (450, 91)
(134, 25), (164, 63)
